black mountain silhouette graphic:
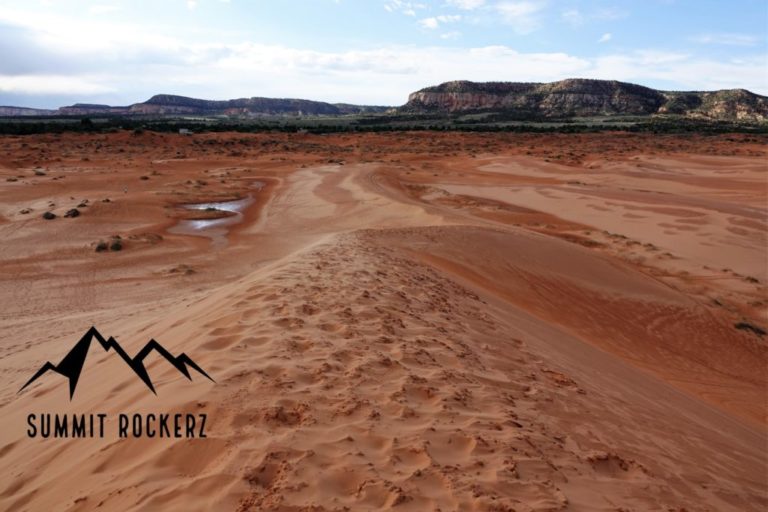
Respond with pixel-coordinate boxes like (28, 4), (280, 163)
(18, 326), (214, 399)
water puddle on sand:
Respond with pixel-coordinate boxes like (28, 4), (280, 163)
(168, 182), (262, 249)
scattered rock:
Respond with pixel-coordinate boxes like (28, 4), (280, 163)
(42, 211), (56, 220)
(168, 264), (196, 275)
(34, 169), (46, 176)
(102, 198), (111, 203)
(140, 175), (150, 180)
(19, 208), (31, 214)
(734, 322), (766, 337)
(109, 240), (123, 251)
(6, 177), (17, 182)
(64, 208), (80, 218)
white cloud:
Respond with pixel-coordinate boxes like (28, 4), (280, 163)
(0, 75), (114, 95)
(419, 14), (461, 29)
(632, 50), (689, 64)
(440, 31), (462, 39)
(446, 0), (485, 9)
(495, 1), (546, 34)
(0, 8), (183, 55)
(561, 8), (584, 26)
(384, 0), (425, 16)
(419, 17), (438, 28)
(588, 50), (768, 93)
(562, 6), (627, 26)
(88, 4), (122, 15)
(690, 33), (760, 46)
(0, 7), (765, 107)
(598, 33), (612, 43)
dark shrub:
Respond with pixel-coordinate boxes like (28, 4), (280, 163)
(735, 322), (766, 337)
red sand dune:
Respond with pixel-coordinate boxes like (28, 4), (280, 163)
(0, 131), (765, 511)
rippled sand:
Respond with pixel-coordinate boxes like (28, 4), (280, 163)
(0, 131), (765, 511)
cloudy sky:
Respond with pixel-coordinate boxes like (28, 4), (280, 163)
(0, 0), (766, 108)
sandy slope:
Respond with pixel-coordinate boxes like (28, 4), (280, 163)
(0, 131), (765, 511)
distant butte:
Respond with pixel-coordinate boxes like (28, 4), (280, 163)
(1, 78), (765, 121)
(403, 79), (768, 121)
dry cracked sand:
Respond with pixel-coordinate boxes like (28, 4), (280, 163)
(0, 131), (766, 511)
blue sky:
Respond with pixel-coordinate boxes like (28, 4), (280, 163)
(0, 0), (766, 108)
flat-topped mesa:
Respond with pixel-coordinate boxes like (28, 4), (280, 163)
(130, 94), (385, 116)
(58, 103), (131, 115)
(402, 79), (768, 121)
(6, 79), (765, 121)
(133, 94), (337, 115)
(0, 106), (57, 116)
(53, 94), (389, 117)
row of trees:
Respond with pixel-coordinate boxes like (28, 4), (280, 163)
(0, 116), (764, 135)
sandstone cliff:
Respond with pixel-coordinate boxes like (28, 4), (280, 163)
(4, 80), (765, 122)
(403, 79), (768, 121)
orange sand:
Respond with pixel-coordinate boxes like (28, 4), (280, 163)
(0, 131), (766, 511)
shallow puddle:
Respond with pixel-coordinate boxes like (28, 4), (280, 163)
(168, 183), (262, 248)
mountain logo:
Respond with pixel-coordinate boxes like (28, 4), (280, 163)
(18, 326), (214, 399)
